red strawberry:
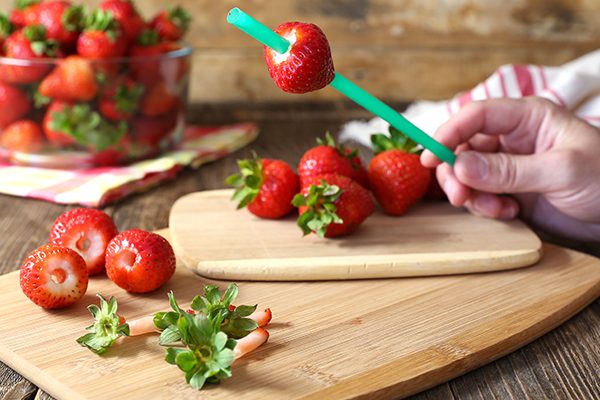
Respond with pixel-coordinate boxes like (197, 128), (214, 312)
(128, 30), (181, 85)
(0, 82), (30, 128)
(149, 5), (191, 41)
(20, 244), (88, 309)
(36, 0), (83, 48)
(49, 208), (119, 276)
(0, 14), (14, 48)
(368, 127), (431, 215)
(105, 229), (176, 293)
(39, 56), (98, 101)
(9, 0), (40, 29)
(77, 9), (126, 59)
(99, 77), (144, 121)
(131, 113), (178, 149)
(43, 101), (74, 145)
(226, 153), (299, 219)
(0, 25), (59, 83)
(264, 21), (334, 94)
(100, 0), (145, 44)
(298, 133), (368, 188)
(0, 119), (44, 152)
(293, 174), (374, 238)
(139, 81), (178, 117)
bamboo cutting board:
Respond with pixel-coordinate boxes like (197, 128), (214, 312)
(169, 190), (542, 280)
(0, 230), (599, 400)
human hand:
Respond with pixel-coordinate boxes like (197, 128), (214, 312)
(421, 97), (600, 242)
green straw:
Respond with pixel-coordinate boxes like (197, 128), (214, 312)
(226, 7), (456, 165)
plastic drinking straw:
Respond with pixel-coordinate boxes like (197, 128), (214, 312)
(227, 7), (456, 165)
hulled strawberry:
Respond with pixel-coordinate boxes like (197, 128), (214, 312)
(0, 119), (44, 152)
(36, 0), (83, 48)
(39, 55), (98, 101)
(226, 152), (299, 219)
(0, 82), (30, 128)
(99, 77), (144, 121)
(76, 9), (126, 59)
(149, 5), (191, 41)
(264, 21), (334, 94)
(298, 133), (369, 189)
(9, 0), (40, 29)
(293, 174), (374, 238)
(368, 127), (431, 215)
(20, 244), (88, 309)
(49, 208), (119, 276)
(139, 81), (178, 117)
(0, 25), (59, 83)
(100, 0), (145, 44)
(105, 229), (176, 293)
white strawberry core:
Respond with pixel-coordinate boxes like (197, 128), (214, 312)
(71, 229), (104, 265)
(273, 29), (297, 65)
(44, 256), (78, 295)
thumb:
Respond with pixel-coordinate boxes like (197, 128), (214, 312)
(453, 151), (560, 194)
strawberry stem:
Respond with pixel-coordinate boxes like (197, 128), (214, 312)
(225, 151), (264, 209)
(168, 6), (191, 33)
(371, 126), (421, 155)
(76, 294), (130, 354)
(292, 180), (343, 238)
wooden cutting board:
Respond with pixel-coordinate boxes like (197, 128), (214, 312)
(0, 230), (599, 400)
(169, 190), (542, 280)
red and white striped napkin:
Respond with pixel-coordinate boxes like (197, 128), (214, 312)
(340, 50), (600, 146)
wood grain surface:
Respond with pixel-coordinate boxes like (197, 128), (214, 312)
(0, 229), (598, 400)
(0, 103), (598, 399)
(170, 189), (542, 280)
(0, 0), (597, 103)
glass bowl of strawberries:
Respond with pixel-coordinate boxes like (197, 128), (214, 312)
(0, 0), (193, 168)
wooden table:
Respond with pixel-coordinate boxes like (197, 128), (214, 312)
(0, 102), (598, 400)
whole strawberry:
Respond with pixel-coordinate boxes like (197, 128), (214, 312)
(36, 0), (83, 48)
(226, 152), (299, 219)
(43, 100), (75, 146)
(298, 133), (369, 189)
(368, 127), (431, 215)
(20, 244), (89, 309)
(293, 174), (374, 238)
(49, 208), (119, 276)
(0, 119), (44, 152)
(99, 77), (144, 121)
(139, 81), (178, 117)
(9, 0), (40, 29)
(100, 0), (145, 44)
(0, 14), (14, 48)
(264, 21), (334, 94)
(76, 9), (126, 59)
(105, 229), (176, 293)
(149, 5), (191, 41)
(39, 55), (98, 101)
(0, 81), (30, 128)
(128, 29), (182, 85)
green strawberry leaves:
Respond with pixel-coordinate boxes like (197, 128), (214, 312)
(226, 151), (264, 209)
(317, 131), (358, 159)
(169, 6), (192, 33)
(15, 0), (40, 10)
(292, 180), (344, 238)
(371, 126), (420, 155)
(83, 9), (119, 42)
(62, 5), (84, 32)
(50, 104), (126, 151)
(137, 28), (160, 46)
(76, 294), (130, 355)
(114, 82), (144, 114)
(0, 14), (13, 38)
(24, 25), (60, 57)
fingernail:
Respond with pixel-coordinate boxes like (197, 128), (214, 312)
(458, 152), (489, 181)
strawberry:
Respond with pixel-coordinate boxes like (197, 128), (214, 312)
(368, 127), (431, 215)
(76, 9), (126, 59)
(99, 77), (144, 121)
(100, 0), (145, 44)
(0, 82), (30, 128)
(19, 244), (88, 309)
(149, 5), (191, 41)
(264, 21), (335, 94)
(105, 229), (176, 293)
(39, 55), (98, 101)
(139, 81), (178, 117)
(0, 119), (44, 152)
(0, 13), (14, 48)
(9, 0), (40, 29)
(226, 152), (299, 219)
(298, 133), (369, 189)
(0, 25), (59, 84)
(36, 0), (83, 48)
(128, 30), (182, 85)
(293, 174), (374, 238)
(43, 101), (74, 145)
(49, 208), (119, 276)
(131, 113), (178, 150)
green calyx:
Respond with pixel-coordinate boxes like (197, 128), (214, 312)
(49, 104), (126, 151)
(14, 0), (39, 10)
(225, 152), (264, 210)
(371, 126), (420, 155)
(24, 25), (59, 57)
(316, 131), (358, 159)
(292, 180), (344, 238)
(83, 9), (118, 41)
(76, 294), (130, 354)
(169, 5), (192, 33)
(0, 14), (13, 38)
(137, 28), (159, 46)
(62, 5), (84, 32)
(114, 82), (144, 114)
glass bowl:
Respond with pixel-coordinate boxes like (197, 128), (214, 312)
(0, 46), (192, 169)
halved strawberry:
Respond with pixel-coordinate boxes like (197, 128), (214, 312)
(149, 5), (191, 41)
(20, 244), (89, 309)
(49, 208), (119, 276)
(39, 55), (98, 101)
(264, 21), (334, 94)
(0, 119), (44, 152)
(105, 229), (176, 293)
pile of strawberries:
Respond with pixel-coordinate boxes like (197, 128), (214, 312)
(20, 208), (176, 309)
(228, 129), (444, 238)
(0, 0), (191, 165)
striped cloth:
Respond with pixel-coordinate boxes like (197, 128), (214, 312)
(340, 50), (600, 146)
(0, 123), (258, 207)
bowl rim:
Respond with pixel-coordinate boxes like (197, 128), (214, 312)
(0, 44), (194, 66)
